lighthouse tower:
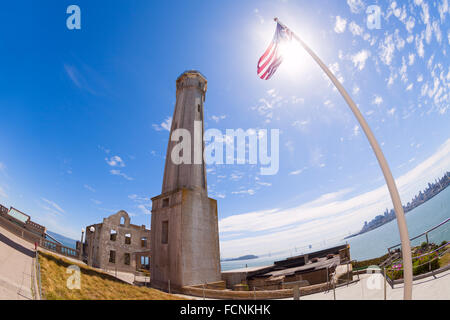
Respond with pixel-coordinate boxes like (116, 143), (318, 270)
(150, 71), (221, 290)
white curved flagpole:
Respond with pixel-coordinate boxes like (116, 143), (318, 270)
(274, 17), (413, 300)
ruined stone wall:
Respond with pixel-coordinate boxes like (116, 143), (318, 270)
(85, 211), (151, 273)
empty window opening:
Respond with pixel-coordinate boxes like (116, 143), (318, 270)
(162, 198), (169, 208)
(110, 229), (117, 241)
(198, 104), (201, 113)
(109, 250), (116, 263)
(162, 221), (169, 244)
(124, 253), (130, 265)
(120, 216), (125, 225)
(125, 233), (131, 245)
(141, 237), (148, 248)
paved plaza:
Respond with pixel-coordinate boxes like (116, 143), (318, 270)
(296, 270), (450, 300)
(0, 225), (34, 300)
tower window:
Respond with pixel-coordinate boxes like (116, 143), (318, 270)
(162, 198), (169, 208)
(198, 104), (201, 113)
(162, 221), (169, 244)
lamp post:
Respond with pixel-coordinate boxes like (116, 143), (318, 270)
(79, 228), (85, 260)
(88, 226), (95, 267)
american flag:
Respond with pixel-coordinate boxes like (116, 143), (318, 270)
(257, 23), (293, 80)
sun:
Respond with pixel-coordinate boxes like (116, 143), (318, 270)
(278, 40), (311, 77)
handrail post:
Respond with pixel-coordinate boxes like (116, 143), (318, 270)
(333, 279), (336, 300)
(203, 283), (206, 300)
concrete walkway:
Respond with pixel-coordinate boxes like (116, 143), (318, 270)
(295, 270), (450, 300)
(0, 225), (35, 300)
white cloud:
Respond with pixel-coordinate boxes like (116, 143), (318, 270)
(438, 0), (448, 22)
(421, 2), (430, 25)
(232, 189), (256, 196)
(416, 32), (425, 58)
(379, 34), (396, 65)
(41, 198), (65, 215)
(387, 108), (396, 115)
(405, 17), (415, 33)
(347, 0), (365, 13)
(254, 8), (264, 24)
(0, 186), (7, 199)
(348, 21), (363, 36)
(211, 115), (226, 123)
(408, 53), (415, 66)
(334, 16), (347, 33)
(351, 49), (371, 70)
(105, 155), (125, 167)
(372, 95), (383, 105)
(137, 204), (151, 215)
(110, 170), (134, 181)
(289, 167), (307, 176)
(152, 117), (172, 131)
(84, 184), (96, 192)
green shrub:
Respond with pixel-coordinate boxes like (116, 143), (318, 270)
(387, 268), (403, 280)
(413, 253), (439, 276)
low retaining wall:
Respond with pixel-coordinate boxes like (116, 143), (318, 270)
(180, 282), (331, 300)
(387, 263), (450, 287)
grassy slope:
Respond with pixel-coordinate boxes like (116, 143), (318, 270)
(38, 251), (183, 300)
(439, 251), (450, 267)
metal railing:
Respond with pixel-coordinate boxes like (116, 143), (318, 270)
(0, 213), (80, 259)
(385, 243), (450, 286)
(381, 218), (450, 288)
(388, 218), (449, 254)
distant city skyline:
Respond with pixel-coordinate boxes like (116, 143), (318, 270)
(0, 0), (449, 258)
(350, 171), (450, 238)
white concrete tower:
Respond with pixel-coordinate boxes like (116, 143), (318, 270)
(151, 71), (221, 290)
(162, 70), (207, 194)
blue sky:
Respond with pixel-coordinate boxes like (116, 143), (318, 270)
(0, 0), (449, 258)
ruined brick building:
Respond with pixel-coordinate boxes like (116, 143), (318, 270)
(80, 210), (151, 272)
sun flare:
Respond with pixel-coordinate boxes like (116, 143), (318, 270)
(278, 40), (310, 77)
